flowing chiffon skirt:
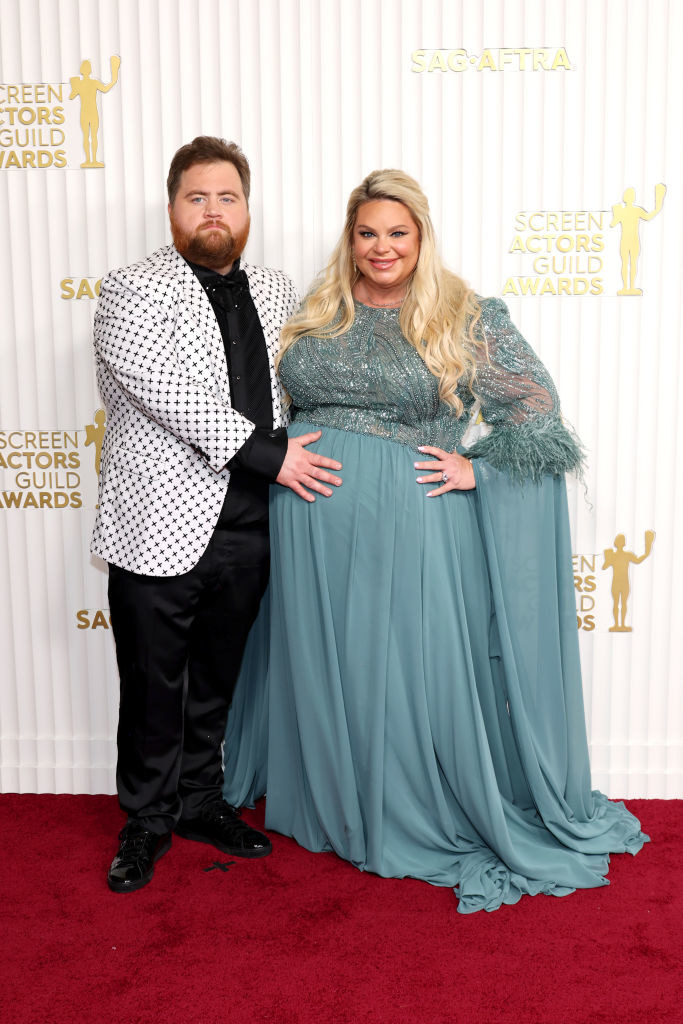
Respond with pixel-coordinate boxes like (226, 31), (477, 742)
(224, 422), (648, 913)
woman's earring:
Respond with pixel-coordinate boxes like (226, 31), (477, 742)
(352, 253), (357, 272)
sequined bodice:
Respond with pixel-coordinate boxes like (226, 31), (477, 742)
(279, 301), (475, 450)
(277, 296), (583, 480)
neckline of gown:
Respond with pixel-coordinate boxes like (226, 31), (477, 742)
(353, 298), (402, 313)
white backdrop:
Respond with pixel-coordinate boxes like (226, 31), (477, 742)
(0, 0), (680, 796)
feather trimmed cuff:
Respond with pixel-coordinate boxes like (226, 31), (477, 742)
(464, 415), (585, 483)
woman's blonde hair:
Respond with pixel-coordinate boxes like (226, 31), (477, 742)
(278, 169), (482, 414)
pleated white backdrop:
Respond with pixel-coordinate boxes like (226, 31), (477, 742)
(0, 0), (680, 796)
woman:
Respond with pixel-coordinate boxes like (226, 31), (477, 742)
(223, 170), (648, 913)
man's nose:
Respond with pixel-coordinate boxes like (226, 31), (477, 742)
(205, 197), (221, 217)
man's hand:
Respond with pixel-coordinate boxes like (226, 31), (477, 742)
(275, 430), (342, 502)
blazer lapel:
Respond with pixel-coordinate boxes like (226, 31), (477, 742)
(177, 254), (231, 404)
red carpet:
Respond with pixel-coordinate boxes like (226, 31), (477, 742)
(2, 796), (681, 1024)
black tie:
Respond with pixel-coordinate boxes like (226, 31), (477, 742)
(203, 269), (249, 312)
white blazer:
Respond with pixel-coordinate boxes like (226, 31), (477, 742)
(91, 244), (298, 576)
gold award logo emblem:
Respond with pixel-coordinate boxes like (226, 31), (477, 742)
(505, 185), (666, 298)
(574, 529), (655, 633)
(0, 82), (67, 169)
(0, 412), (106, 510)
(411, 48), (572, 73)
(0, 56), (120, 170)
(68, 56), (120, 168)
(60, 277), (102, 300)
(84, 409), (106, 479)
(84, 408), (106, 509)
(0, 429), (82, 508)
(602, 531), (655, 632)
(76, 608), (112, 630)
(610, 186), (666, 296)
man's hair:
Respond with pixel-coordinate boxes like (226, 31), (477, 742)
(167, 136), (251, 205)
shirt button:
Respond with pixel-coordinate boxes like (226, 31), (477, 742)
(235, 375), (241, 381)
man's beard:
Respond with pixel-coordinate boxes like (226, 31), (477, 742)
(169, 212), (250, 271)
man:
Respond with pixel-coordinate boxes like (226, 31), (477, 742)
(92, 136), (342, 892)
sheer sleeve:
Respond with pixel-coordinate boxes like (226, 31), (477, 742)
(463, 297), (584, 482)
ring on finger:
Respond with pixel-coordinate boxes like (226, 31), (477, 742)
(442, 472), (449, 483)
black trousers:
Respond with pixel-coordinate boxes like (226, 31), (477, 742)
(108, 525), (269, 834)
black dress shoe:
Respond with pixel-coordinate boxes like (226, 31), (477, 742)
(107, 823), (172, 893)
(175, 800), (272, 858)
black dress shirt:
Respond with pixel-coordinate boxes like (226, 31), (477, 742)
(187, 258), (288, 528)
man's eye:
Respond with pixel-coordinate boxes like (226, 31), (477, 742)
(191, 196), (205, 204)
(220, 196), (234, 204)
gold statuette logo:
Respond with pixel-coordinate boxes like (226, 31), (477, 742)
(68, 56), (120, 168)
(84, 409), (106, 479)
(610, 186), (666, 296)
(602, 530), (655, 632)
(505, 186), (666, 298)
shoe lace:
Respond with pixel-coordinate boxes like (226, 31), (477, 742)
(202, 802), (246, 827)
(118, 826), (156, 852)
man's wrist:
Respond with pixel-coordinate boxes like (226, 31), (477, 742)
(230, 427), (288, 481)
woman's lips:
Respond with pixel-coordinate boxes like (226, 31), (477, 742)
(369, 258), (397, 269)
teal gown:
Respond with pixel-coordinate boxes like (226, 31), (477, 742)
(223, 297), (648, 913)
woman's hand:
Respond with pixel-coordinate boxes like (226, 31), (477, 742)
(414, 446), (475, 495)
